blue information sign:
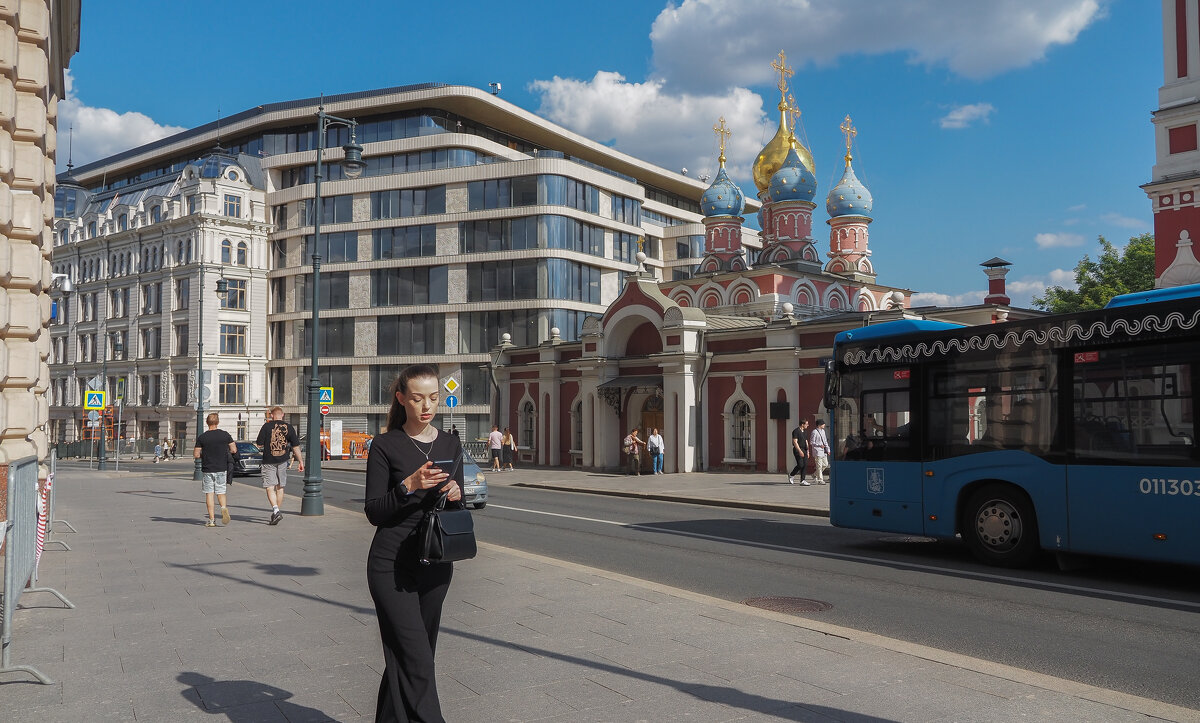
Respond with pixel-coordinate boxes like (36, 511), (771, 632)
(444, 394), (459, 408)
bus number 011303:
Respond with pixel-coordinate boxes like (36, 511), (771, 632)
(1139, 478), (1196, 496)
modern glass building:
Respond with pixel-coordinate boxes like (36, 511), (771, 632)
(49, 84), (760, 443)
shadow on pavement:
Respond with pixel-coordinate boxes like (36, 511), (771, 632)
(446, 629), (897, 722)
(166, 561), (375, 616)
(177, 672), (337, 722)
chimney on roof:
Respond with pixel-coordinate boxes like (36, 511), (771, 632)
(981, 257), (1012, 306)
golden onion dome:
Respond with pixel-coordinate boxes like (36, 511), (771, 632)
(752, 101), (814, 192)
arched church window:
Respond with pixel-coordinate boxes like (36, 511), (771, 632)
(520, 401), (535, 454)
(731, 401), (752, 459)
(572, 401), (583, 452)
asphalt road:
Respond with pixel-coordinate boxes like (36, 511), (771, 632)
(71, 461), (1199, 709)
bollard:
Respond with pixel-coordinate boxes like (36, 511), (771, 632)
(0, 456), (75, 684)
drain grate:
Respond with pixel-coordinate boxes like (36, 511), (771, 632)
(742, 596), (832, 614)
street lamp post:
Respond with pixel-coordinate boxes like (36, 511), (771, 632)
(302, 106), (365, 517)
(97, 336), (123, 470)
(194, 261), (230, 481)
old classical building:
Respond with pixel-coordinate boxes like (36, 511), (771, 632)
(492, 57), (1037, 473)
(48, 83), (755, 444)
(49, 148), (271, 444)
(0, 0), (79, 476)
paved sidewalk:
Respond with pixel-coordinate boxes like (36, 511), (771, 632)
(1, 464), (1194, 721)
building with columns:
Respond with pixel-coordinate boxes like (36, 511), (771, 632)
(491, 55), (1040, 474)
(0, 0), (78, 481)
(1147, 0), (1200, 287)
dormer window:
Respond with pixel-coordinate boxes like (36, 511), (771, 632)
(87, 221), (97, 239)
(150, 205), (161, 224)
(118, 213), (128, 231)
(187, 196), (197, 215)
(228, 170), (239, 182)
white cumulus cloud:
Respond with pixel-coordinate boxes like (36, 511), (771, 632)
(1099, 212), (1147, 229)
(1035, 232), (1085, 249)
(939, 103), (996, 129)
(531, 71), (772, 185)
(649, 0), (1105, 91)
(910, 290), (984, 307)
(58, 70), (185, 172)
(1048, 268), (1076, 285)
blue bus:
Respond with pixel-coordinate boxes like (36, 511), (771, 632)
(824, 283), (1200, 568)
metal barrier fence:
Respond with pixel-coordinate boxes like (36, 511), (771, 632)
(52, 438), (166, 461)
(1, 455), (74, 684)
(462, 440), (488, 462)
(45, 450), (74, 553)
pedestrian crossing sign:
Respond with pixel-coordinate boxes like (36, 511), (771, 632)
(319, 387), (334, 404)
(84, 391), (106, 410)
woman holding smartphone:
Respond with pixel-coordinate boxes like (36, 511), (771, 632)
(364, 364), (464, 722)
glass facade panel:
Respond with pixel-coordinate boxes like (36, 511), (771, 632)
(373, 225), (436, 259)
(296, 272), (350, 310)
(376, 315), (446, 355)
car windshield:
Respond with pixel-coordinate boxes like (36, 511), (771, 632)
(236, 442), (259, 455)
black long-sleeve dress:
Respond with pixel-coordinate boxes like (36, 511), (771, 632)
(364, 429), (464, 723)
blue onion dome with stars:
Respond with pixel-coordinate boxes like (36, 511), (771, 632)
(825, 158), (873, 219)
(701, 166), (745, 217)
(768, 146), (817, 203)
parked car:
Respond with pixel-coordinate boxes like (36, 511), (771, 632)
(231, 441), (263, 477)
(461, 450), (488, 509)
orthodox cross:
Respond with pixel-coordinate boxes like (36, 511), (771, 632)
(713, 116), (730, 166)
(771, 49), (793, 98)
(786, 94), (801, 138)
(840, 114), (857, 163)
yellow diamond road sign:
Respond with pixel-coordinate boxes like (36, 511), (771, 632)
(444, 377), (459, 394)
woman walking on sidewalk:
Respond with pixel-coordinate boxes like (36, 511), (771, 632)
(501, 427), (515, 471)
(365, 364), (464, 723)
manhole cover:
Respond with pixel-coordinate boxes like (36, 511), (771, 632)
(877, 535), (938, 544)
(742, 596), (832, 614)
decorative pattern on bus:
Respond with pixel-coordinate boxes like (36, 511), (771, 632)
(843, 310), (1200, 365)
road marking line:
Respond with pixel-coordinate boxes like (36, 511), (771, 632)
(488, 504), (1200, 612)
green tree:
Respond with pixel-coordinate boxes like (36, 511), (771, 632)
(1032, 233), (1155, 313)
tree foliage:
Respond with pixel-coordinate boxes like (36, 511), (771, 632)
(1032, 233), (1155, 313)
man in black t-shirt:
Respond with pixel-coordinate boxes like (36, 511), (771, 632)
(194, 413), (238, 527)
(788, 419), (810, 485)
(255, 406), (303, 525)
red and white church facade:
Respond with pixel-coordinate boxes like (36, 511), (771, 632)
(492, 66), (1037, 474)
(1147, 0), (1200, 287)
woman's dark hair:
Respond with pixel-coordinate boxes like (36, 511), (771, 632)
(385, 364), (440, 431)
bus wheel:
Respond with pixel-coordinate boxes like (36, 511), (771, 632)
(964, 484), (1039, 568)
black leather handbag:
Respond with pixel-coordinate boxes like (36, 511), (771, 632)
(417, 454), (477, 565)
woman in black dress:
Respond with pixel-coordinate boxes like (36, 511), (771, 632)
(365, 364), (464, 722)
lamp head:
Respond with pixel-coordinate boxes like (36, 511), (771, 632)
(215, 278), (229, 295)
(341, 124), (366, 179)
(53, 273), (74, 293)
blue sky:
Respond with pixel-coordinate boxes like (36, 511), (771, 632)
(61, 0), (1158, 307)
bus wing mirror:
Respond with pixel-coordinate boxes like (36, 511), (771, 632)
(823, 359), (838, 411)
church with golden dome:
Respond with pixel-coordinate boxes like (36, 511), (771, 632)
(490, 51), (1032, 476)
(669, 50), (901, 313)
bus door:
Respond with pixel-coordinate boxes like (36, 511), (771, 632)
(1067, 347), (1198, 564)
(831, 368), (923, 533)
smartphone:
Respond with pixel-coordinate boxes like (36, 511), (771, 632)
(431, 459), (456, 472)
